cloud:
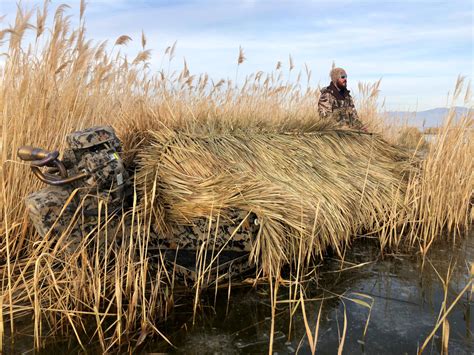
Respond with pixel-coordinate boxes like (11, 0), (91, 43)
(0, 0), (471, 110)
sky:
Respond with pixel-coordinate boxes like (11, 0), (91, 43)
(0, 0), (472, 110)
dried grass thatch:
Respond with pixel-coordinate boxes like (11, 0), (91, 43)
(137, 128), (413, 274)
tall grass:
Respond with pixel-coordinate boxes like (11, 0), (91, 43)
(0, 1), (471, 352)
(377, 89), (473, 252)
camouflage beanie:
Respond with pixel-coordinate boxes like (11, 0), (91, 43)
(330, 67), (347, 84)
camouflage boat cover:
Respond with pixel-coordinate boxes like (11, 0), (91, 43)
(66, 126), (119, 150)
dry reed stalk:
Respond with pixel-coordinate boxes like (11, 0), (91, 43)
(0, 295), (3, 353)
(423, 259), (455, 355)
(299, 291), (323, 354)
(267, 272), (279, 355)
(337, 302), (348, 355)
(378, 94), (473, 253)
(418, 277), (472, 354)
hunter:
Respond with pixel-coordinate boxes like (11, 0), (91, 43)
(318, 67), (366, 130)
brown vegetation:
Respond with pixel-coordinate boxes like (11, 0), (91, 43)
(396, 126), (427, 149)
(138, 130), (412, 276)
(0, 1), (472, 352)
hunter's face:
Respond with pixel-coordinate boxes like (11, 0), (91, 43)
(337, 75), (347, 88)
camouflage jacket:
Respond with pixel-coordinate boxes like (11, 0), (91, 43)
(318, 83), (364, 129)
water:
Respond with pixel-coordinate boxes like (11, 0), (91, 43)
(146, 234), (473, 354)
(5, 234), (473, 354)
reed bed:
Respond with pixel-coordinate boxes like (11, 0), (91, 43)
(377, 103), (473, 252)
(0, 1), (471, 352)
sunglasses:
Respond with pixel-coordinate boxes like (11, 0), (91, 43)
(340, 75), (347, 79)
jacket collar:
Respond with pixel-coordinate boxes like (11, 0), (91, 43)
(327, 82), (350, 100)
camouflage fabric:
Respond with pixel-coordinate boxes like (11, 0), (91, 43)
(318, 82), (364, 129)
(66, 126), (121, 150)
(65, 126), (128, 196)
(152, 209), (258, 252)
(26, 186), (125, 253)
(24, 126), (129, 254)
(78, 149), (127, 190)
(158, 249), (252, 286)
(25, 186), (83, 252)
(66, 126), (129, 214)
(22, 125), (258, 284)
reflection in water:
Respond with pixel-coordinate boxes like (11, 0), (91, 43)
(147, 233), (473, 354)
(5, 233), (473, 354)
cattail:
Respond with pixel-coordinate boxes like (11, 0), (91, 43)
(141, 30), (146, 49)
(133, 49), (151, 64)
(453, 75), (465, 100)
(238, 46), (245, 65)
(0, 29), (7, 47)
(55, 61), (70, 74)
(214, 79), (225, 88)
(180, 58), (190, 78)
(54, 4), (70, 23)
(184, 75), (194, 87)
(170, 40), (177, 60)
(80, 0), (86, 21)
(36, 2), (48, 39)
(463, 80), (471, 104)
(289, 54), (294, 71)
(9, 6), (34, 50)
(304, 63), (311, 83)
(263, 75), (270, 87)
(115, 35), (132, 46)
(277, 70), (283, 82)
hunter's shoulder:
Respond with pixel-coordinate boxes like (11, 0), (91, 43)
(319, 86), (334, 100)
(320, 85), (331, 94)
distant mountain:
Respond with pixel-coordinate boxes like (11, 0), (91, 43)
(384, 107), (470, 129)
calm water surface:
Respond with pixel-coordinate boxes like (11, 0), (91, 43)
(147, 234), (473, 354)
